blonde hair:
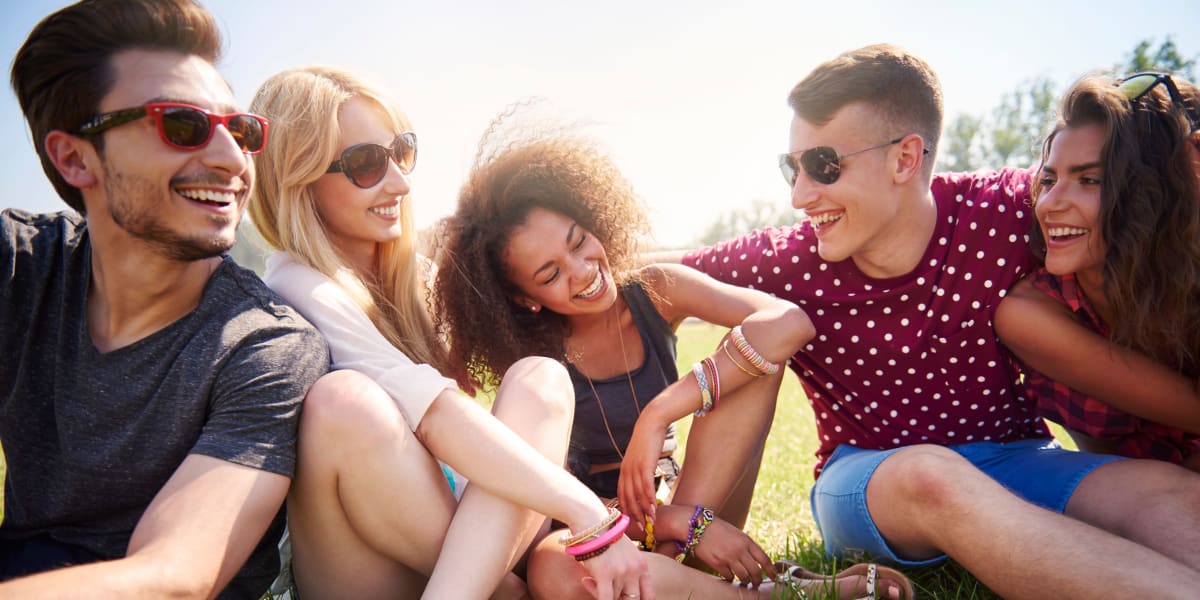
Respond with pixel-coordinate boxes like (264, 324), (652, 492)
(249, 66), (448, 372)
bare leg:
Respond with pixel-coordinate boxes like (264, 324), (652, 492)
(526, 534), (775, 600)
(866, 445), (1200, 599)
(288, 371), (454, 599)
(425, 357), (573, 598)
(670, 370), (783, 525)
(1065, 458), (1200, 569)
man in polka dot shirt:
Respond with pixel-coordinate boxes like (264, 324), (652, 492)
(681, 45), (1200, 597)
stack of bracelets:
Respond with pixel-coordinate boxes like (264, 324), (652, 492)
(559, 507), (630, 561)
(693, 325), (781, 417)
(673, 505), (716, 562)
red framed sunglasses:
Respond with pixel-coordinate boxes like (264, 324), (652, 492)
(326, 132), (418, 189)
(78, 101), (269, 154)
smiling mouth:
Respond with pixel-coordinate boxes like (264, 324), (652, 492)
(370, 204), (399, 216)
(575, 268), (605, 299)
(177, 188), (236, 207)
(1047, 226), (1088, 242)
(809, 212), (843, 229)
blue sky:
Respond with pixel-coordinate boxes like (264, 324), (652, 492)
(3, 0), (1198, 246)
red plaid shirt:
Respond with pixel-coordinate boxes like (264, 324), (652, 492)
(1019, 268), (1200, 463)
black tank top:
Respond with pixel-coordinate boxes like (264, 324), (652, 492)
(566, 283), (678, 480)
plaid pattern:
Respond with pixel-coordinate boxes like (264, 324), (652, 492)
(1020, 268), (1200, 463)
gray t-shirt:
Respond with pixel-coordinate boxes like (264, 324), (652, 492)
(0, 209), (329, 598)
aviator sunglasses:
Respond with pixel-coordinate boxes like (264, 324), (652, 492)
(778, 136), (928, 187)
(326, 131), (418, 189)
(78, 102), (269, 154)
(1117, 72), (1199, 132)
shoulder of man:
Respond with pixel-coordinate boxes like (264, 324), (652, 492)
(203, 257), (330, 364)
(2, 208), (86, 253)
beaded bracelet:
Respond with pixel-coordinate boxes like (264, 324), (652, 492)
(702, 356), (720, 412)
(722, 340), (764, 378)
(559, 506), (621, 547)
(673, 505), (715, 561)
(692, 362), (713, 416)
(565, 514), (630, 557)
(731, 326), (780, 375)
(573, 543), (611, 562)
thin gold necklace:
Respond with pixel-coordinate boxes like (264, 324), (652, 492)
(577, 305), (641, 460)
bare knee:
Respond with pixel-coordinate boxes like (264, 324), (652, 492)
(872, 444), (978, 513)
(526, 537), (587, 600)
(495, 356), (574, 422)
(300, 370), (414, 453)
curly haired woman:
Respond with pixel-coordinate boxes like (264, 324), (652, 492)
(997, 72), (1200, 470)
(434, 119), (914, 599)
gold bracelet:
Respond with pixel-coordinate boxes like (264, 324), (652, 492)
(559, 506), (621, 546)
(722, 340), (764, 378)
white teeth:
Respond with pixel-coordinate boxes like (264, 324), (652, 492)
(178, 188), (235, 204)
(370, 204), (399, 216)
(1047, 226), (1088, 238)
(575, 269), (604, 299)
(808, 212), (843, 227)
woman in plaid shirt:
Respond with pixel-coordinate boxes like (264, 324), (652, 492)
(996, 72), (1200, 469)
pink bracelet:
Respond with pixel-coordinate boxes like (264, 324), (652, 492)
(565, 514), (630, 556)
(702, 356), (720, 411)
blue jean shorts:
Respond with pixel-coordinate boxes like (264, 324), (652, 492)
(809, 438), (1125, 567)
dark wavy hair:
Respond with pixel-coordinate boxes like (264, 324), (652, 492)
(1031, 74), (1200, 375)
(11, 0), (221, 213)
(433, 115), (649, 392)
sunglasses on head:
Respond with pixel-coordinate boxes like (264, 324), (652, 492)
(326, 132), (418, 189)
(778, 136), (928, 187)
(1117, 72), (1199, 132)
(78, 102), (269, 154)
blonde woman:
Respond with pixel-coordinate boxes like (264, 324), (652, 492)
(249, 66), (648, 600)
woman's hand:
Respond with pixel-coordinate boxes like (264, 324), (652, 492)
(690, 516), (776, 585)
(617, 416), (668, 528)
(579, 536), (653, 600)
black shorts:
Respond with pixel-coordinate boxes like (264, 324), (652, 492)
(0, 534), (103, 580)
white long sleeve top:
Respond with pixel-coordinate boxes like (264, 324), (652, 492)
(263, 252), (457, 431)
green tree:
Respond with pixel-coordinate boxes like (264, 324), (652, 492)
(1122, 36), (1195, 80)
(936, 37), (1196, 174)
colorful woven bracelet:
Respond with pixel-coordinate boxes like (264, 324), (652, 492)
(565, 513), (630, 557)
(692, 362), (713, 416)
(684, 506), (715, 556)
(702, 356), (720, 412)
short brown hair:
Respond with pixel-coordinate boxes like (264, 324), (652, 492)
(10, 0), (222, 213)
(787, 44), (943, 169)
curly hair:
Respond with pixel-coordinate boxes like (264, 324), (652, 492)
(433, 114), (649, 392)
(1031, 74), (1200, 375)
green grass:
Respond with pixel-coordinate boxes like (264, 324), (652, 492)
(672, 321), (1035, 599)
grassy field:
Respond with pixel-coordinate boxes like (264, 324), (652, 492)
(671, 321), (1078, 599)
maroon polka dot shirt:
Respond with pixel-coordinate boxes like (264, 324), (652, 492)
(684, 169), (1051, 474)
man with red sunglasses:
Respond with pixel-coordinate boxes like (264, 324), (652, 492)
(1, 1), (328, 598)
(672, 45), (1200, 596)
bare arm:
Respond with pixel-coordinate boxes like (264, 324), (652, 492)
(995, 277), (1200, 434)
(0, 455), (289, 599)
(619, 263), (814, 523)
(416, 390), (651, 600)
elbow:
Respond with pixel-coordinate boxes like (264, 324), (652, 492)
(769, 305), (815, 358)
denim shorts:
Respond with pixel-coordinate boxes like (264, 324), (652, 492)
(809, 438), (1125, 567)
